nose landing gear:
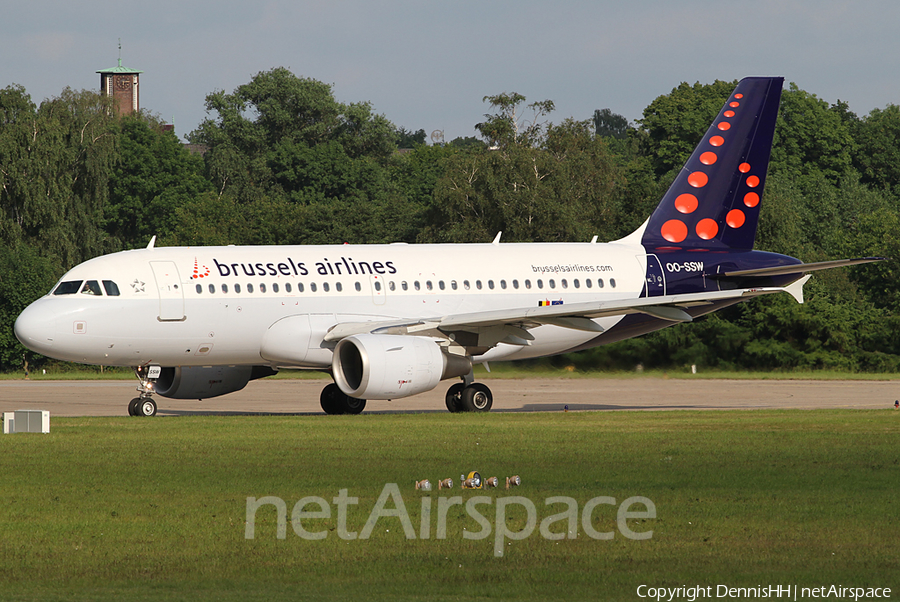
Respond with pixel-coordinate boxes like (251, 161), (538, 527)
(128, 366), (158, 417)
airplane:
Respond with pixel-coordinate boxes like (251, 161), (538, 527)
(14, 76), (881, 417)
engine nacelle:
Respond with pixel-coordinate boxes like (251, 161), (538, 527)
(332, 334), (471, 400)
(154, 366), (273, 399)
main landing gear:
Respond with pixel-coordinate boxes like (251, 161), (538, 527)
(128, 366), (158, 417)
(320, 383), (367, 415)
(445, 381), (493, 413)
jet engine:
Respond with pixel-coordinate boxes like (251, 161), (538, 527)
(332, 334), (471, 400)
(154, 366), (276, 399)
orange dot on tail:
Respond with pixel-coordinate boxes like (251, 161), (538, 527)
(746, 175), (760, 187)
(661, 219), (688, 243)
(726, 209), (746, 228)
(675, 193), (699, 214)
(724, 110), (735, 118)
(744, 192), (760, 207)
(717, 122), (731, 131)
(739, 162), (751, 173)
(696, 218), (719, 240)
(699, 152), (717, 165)
(735, 94), (744, 99)
(709, 136), (724, 147)
(688, 171), (708, 188)
(729, 102), (740, 108)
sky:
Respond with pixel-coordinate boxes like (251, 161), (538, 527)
(3, 1), (900, 142)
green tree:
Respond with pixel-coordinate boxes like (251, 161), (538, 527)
(106, 114), (212, 246)
(0, 86), (119, 266)
(0, 243), (59, 371)
(592, 108), (629, 139)
(853, 104), (900, 191)
(636, 79), (738, 177)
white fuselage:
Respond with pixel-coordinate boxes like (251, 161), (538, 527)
(16, 240), (649, 369)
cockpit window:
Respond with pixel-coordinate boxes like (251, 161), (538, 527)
(81, 280), (102, 296)
(53, 281), (83, 295)
(102, 281), (120, 296)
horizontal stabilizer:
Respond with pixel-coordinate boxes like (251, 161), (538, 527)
(716, 257), (885, 279)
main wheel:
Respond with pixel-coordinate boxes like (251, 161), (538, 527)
(461, 383), (493, 412)
(138, 398), (157, 417)
(341, 396), (366, 415)
(128, 397), (142, 416)
(445, 383), (465, 413)
(320, 383), (345, 415)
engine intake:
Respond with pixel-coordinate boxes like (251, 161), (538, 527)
(332, 334), (471, 400)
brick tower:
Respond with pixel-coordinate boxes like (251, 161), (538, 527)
(97, 43), (142, 116)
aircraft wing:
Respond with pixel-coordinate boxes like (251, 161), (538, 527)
(323, 282), (807, 350)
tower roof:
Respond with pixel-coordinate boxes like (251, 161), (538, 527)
(97, 58), (143, 75)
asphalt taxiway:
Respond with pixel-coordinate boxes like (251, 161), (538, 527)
(1, 377), (897, 416)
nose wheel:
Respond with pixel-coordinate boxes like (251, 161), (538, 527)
(128, 397), (157, 417)
(128, 366), (159, 417)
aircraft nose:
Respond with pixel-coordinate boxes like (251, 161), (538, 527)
(14, 300), (57, 353)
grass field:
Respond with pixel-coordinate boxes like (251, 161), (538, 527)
(0, 410), (898, 601)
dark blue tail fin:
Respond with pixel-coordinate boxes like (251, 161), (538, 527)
(640, 77), (783, 251)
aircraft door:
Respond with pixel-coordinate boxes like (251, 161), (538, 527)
(641, 254), (666, 297)
(150, 261), (185, 321)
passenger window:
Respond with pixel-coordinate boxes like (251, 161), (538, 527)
(247, 284), (254, 293)
(222, 284), (229, 293)
(426, 281), (433, 291)
(439, 281), (445, 290)
(196, 284), (202, 294)
(476, 280), (483, 290)
(323, 282), (330, 292)
(598, 279), (604, 288)
(374, 281), (381, 292)
(336, 282), (343, 292)
(81, 280), (102, 296)
(414, 281), (421, 291)
(389, 281), (396, 291)
(610, 278), (617, 288)
(273, 283), (280, 293)
(355, 282), (361, 292)
(235, 284), (242, 293)
(298, 283), (305, 292)
(208, 284), (215, 294)
(310, 283), (317, 292)
(260, 283), (267, 293)
(525, 279), (531, 289)
(102, 281), (120, 296)
(574, 279), (581, 289)
(451, 280), (458, 290)
(548, 279), (556, 289)
(488, 280), (495, 290)
(285, 283), (291, 293)
(585, 279), (592, 289)
(464, 280), (470, 290)
(561, 279), (568, 289)
(401, 281), (408, 291)
(537, 280), (543, 289)
(53, 281), (83, 295)
(500, 280), (507, 290)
